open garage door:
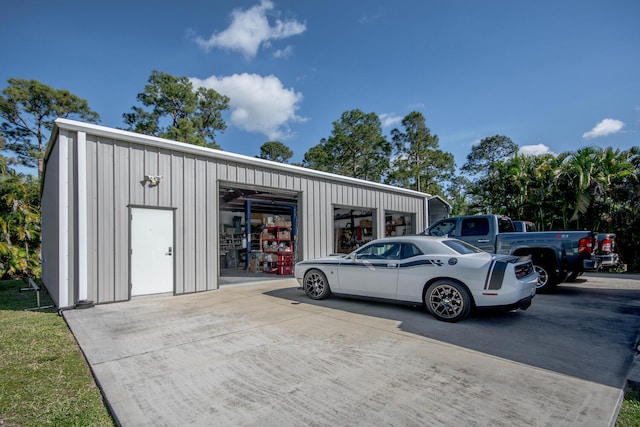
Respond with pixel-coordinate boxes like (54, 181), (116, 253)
(219, 185), (299, 283)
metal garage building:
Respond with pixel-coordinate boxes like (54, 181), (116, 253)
(41, 119), (450, 309)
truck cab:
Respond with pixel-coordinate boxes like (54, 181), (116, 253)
(426, 214), (514, 252)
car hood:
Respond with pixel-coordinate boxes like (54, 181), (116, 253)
(296, 254), (346, 264)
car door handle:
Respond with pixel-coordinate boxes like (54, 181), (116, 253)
(477, 239), (490, 243)
(387, 263), (398, 268)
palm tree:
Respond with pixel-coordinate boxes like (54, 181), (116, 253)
(560, 146), (599, 228)
(0, 166), (41, 279)
(590, 147), (635, 232)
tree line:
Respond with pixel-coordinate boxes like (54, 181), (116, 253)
(1, 71), (638, 279)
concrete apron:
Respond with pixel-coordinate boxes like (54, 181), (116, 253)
(64, 279), (621, 427)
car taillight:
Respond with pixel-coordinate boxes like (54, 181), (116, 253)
(515, 262), (533, 279)
(600, 238), (612, 253)
(579, 237), (593, 254)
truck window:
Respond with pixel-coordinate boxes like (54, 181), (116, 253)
(428, 219), (456, 236)
(498, 217), (515, 233)
(461, 218), (489, 236)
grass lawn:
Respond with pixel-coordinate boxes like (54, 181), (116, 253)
(0, 280), (114, 426)
(618, 383), (640, 426)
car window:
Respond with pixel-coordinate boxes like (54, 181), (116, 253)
(443, 239), (484, 254)
(399, 243), (423, 259)
(461, 218), (489, 236)
(357, 243), (401, 260)
(428, 219), (457, 236)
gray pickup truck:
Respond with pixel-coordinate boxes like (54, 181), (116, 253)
(423, 214), (601, 292)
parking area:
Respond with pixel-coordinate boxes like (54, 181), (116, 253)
(63, 274), (640, 426)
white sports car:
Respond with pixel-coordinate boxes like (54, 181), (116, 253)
(294, 235), (538, 322)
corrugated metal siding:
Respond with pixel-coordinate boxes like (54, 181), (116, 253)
(41, 133), (62, 307)
(97, 140), (115, 302)
(86, 134), (98, 303)
(171, 153), (185, 294)
(113, 141), (130, 302)
(51, 121), (429, 305)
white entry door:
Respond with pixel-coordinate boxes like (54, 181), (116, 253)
(130, 208), (174, 296)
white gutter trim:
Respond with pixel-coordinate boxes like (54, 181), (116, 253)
(77, 132), (88, 301)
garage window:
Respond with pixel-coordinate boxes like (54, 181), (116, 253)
(384, 212), (415, 237)
(334, 207), (375, 253)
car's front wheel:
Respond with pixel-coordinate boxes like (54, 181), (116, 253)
(303, 269), (331, 300)
(424, 280), (472, 322)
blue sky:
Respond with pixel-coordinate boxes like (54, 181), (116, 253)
(2, 0), (639, 169)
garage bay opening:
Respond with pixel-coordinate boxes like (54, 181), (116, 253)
(219, 185), (299, 283)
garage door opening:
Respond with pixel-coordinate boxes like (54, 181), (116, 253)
(219, 184), (299, 284)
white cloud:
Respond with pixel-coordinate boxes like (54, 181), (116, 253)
(519, 144), (553, 156)
(582, 118), (625, 139)
(379, 113), (403, 128)
(358, 8), (384, 25)
(273, 45), (293, 59)
(190, 73), (305, 139)
(194, 0), (306, 59)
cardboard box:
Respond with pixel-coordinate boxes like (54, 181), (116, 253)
(278, 230), (291, 240)
(251, 213), (263, 225)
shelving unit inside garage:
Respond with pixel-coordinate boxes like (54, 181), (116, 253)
(219, 200), (296, 276)
(259, 224), (294, 275)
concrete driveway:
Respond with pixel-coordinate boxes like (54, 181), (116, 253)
(63, 277), (631, 427)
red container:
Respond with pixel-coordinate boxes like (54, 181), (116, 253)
(279, 265), (293, 275)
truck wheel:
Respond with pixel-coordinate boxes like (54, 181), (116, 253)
(533, 263), (557, 292)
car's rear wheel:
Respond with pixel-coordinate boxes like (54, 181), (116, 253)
(303, 269), (331, 300)
(424, 280), (471, 323)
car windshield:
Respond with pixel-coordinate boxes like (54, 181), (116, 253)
(442, 239), (484, 254)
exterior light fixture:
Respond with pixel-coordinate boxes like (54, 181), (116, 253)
(144, 175), (162, 186)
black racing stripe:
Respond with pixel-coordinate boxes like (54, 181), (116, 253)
(484, 260), (495, 289)
(401, 259), (438, 268)
(488, 261), (507, 290)
(299, 259), (438, 269)
(340, 262), (389, 268)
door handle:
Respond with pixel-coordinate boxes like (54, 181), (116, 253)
(387, 263), (398, 268)
(166, 247), (173, 256)
(477, 239), (490, 243)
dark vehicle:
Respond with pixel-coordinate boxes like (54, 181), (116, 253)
(594, 233), (620, 271)
(424, 214), (601, 292)
(513, 220), (537, 232)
